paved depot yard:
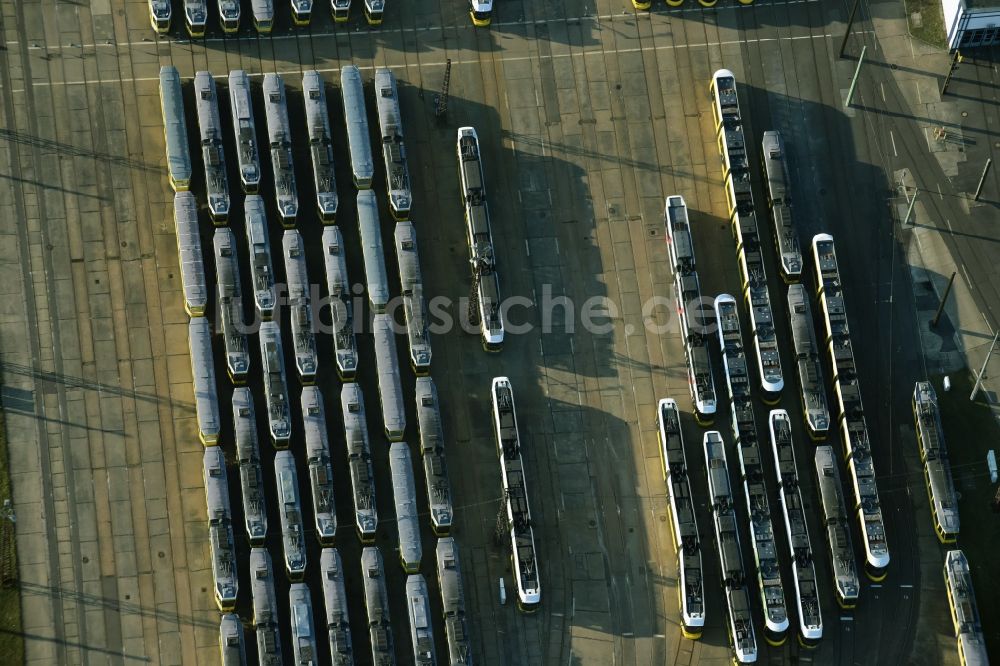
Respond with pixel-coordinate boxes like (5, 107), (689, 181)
(0, 0), (970, 664)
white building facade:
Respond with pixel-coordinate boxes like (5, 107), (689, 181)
(943, 0), (1000, 49)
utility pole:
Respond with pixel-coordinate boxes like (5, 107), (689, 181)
(974, 158), (992, 201)
(840, 0), (862, 58)
(903, 187), (919, 226)
(435, 59), (452, 118)
(846, 46), (867, 107)
(931, 272), (956, 328)
(970, 330), (1000, 401)
(941, 50), (963, 96)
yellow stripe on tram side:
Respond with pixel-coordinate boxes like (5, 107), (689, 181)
(658, 430), (668, 481)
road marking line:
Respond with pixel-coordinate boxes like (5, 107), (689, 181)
(870, 584), (882, 588)
(841, 615), (853, 621)
(900, 584), (914, 588)
(890, 130), (897, 157)
(9, 33), (835, 91)
(881, 82), (886, 102)
(5, 0), (826, 50)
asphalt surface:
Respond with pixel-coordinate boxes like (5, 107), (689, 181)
(0, 0), (967, 664)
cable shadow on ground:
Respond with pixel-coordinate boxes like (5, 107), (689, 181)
(0, 628), (151, 662)
(16, 580), (218, 631)
(502, 129), (717, 187)
(0, 361), (193, 412)
(0, 128), (162, 174)
(0, 174), (110, 202)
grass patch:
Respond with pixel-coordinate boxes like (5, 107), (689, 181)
(0, 389), (22, 662)
(933, 369), (1000, 661)
(905, 0), (948, 49)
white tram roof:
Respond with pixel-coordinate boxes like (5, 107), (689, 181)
(320, 548), (351, 624)
(301, 386), (330, 459)
(213, 227), (241, 299)
(232, 388), (257, 458)
(203, 446), (231, 517)
(249, 548), (280, 622)
(282, 230), (310, 296)
(249, 548), (283, 665)
(945, 550), (990, 666)
(274, 451), (306, 573)
(302, 70), (339, 215)
(321, 226), (358, 377)
(159, 66), (192, 184)
(357, 191), (390, 309)
(389, 442), (421, 568)
(416, 377), (452, 530)
(283, 231), (318, 379)
(173, 192), (208, 313)
(361, 546), (389, 617)
(343, 382), (378, 537)
(219, 614), (246, 666)
(436, 537), (466, 615)
(394, 222), (431, 367)
(373, 314), (406, 437)
(787, 285), (829, 436)
(375, 67), (405, 141)
(263, 73), (292, 143)
(302, 70), (330, 138)
(218, 0), (240, 20)
(196, 84), (231, 215)
(302, 386), (336, 537)
(232, 388), (266, 542)
(322, 226), (350, 297)
(341, 381), (368, 435)
(194, 71), (224, 141)
(394, 221), (424, 288)
(703, 431), (731, 501)
(228, 70), (253, 119)
(149, 0), (171, 19)
(405, 574), (437, 665)
(184, 0), (208, 24)
(263, 73), (298, 217)
(204, 446), (237, 605)
(188, 318), (220, 439)
(415, 377), (443, 452)
(250, 0), (274, 20)
(320, 548), (355, 664)
(374, 67), (413, 214)
(341, 65), (375, 183)
(244, 195), (275, 305)
(761, 130), (789, 200)
(289, 583), (317, 662)
(437, 538), (473, 665)
(275, 449), (300, 504)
